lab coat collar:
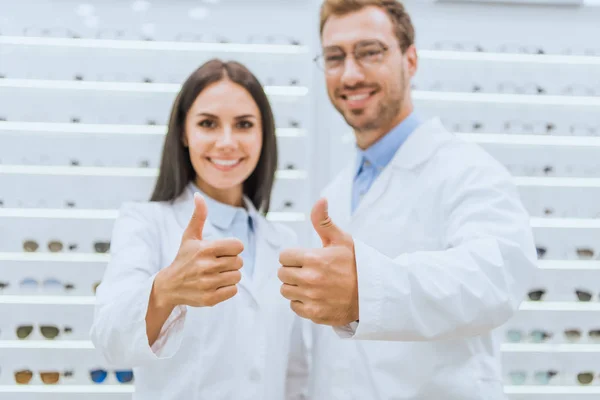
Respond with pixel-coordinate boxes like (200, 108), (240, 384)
(389, 117), (453, 170)
(348, 117), (452, 220)
(172, 183), (281, 248)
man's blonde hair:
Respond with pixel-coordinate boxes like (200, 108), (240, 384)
(319, 0), (415, 52)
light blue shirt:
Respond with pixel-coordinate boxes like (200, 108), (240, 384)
(189, 184), (256, 278)
(352, 112), (421, 213)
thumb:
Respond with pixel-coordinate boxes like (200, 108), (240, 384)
(311, 198), (343, 247)
(184, 192), (208, 240)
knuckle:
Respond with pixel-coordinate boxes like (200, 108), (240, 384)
(303, 251), (321, 266)
(306, 269), (323, 285)
(306, 288), (320, 301)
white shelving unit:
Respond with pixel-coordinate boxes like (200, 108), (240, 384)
(1, 0), (600, 398)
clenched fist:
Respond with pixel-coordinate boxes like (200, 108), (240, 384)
(278, 198), (359, 326)
(154, 193), (244, 308)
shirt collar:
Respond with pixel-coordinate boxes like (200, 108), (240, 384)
(189, 183), (255, 232)
(354, 111), (421, 177)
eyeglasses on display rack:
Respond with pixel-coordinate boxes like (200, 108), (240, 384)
(15, 369), (73, 385)
(22, 240), (110, 253)
(527, 289), (546, 301)
(90, 369), (134, 384)
(23, 240), (75, 253)
(16, 325), (73, 340)
(564, 329), (600, 342)
(0, 281), (8, 291)
(13, 27), (303, 46)
(506, 329), (552, 343)
(577, 372), (600, 385)
(19, 277), (75, 292)
(508, 370), (558, 386)
(575, 289), (600, 302)
(430, 41), (600, 57)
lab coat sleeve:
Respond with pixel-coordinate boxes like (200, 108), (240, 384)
(336, 162), (538, 341)
(285, 315), (311, 400)
(90, 202), (187, 366)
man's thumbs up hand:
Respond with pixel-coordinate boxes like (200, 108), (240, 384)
(311, 198), (345, 247)
(277, 198), (359, 326)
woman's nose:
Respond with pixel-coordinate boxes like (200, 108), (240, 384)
(215, 127), (235, 148)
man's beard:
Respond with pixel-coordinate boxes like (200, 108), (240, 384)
(340, 78), (405, 134)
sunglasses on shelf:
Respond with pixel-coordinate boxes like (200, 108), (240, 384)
(94, 241), (111, 253)
(22, 240), (77, 253)
(564, 329), (600, 342)
(576, 248), (595, 259)
(575, 289), (599, 302)
(16, 325), (72, 340)
(578, 372), (600, 385)
(15, 369), (73, 385)
(90, 369), (134, 384)
(527, 289), (546, 302)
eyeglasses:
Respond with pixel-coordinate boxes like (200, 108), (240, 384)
(527, 289), (546, 301)
(15, 369), (73, 385)
(16, 325), (72, 340)
(575, 289), (598, 302)
(314, 40), (389, 73)
(564, 329), (600, 342)
(22, 240), (75, 253)
(578, 372), (600, 385)
(506, 329), (552, 343)
(19, 278), (75, 292)
(94, 241), (111, 253)
(508, 370), (557, 385)
(90, 369), (134, 384)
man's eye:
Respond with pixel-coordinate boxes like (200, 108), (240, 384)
(325, 54), (345, 62)
(358, 48), (382, 58)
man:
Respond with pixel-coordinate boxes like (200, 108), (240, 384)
(277, 1), (538, 399)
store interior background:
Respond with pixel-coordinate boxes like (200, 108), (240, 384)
(1, 0), (600, 398)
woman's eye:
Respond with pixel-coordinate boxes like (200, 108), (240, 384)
(237, 120), (254, 129)
(198, 119), (216, 128)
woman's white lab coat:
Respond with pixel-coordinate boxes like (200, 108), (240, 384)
(90, 186), (308, 400)
(307, 117), (538, 400)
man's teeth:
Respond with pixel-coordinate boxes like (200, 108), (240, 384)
(347, 93), (370, 101)
(211, 159), (240, 166)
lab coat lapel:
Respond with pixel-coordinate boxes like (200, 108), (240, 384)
(351, 117), (452, 220)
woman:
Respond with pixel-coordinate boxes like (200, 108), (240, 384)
(90, 59), (308, 399)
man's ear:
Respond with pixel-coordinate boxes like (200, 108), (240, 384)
(405, 44), (418, 78)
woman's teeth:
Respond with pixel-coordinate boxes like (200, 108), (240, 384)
(209, 158), (240, 167)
